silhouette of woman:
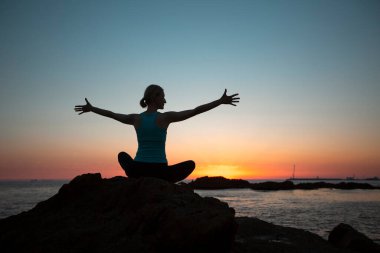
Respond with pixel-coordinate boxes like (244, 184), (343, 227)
(75, 85), (240, 183)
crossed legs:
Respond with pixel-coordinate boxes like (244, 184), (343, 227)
(118, 152), (195, 183)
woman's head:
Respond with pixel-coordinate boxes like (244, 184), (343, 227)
(140, 84), (166, 109)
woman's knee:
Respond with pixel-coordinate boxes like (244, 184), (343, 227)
(171, 160), (195, 170)
(118, 151), (132, 161)
(186, 160), (196, 169)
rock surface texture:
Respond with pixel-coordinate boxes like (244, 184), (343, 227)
(234, 217), (350, 253)
(329, 223), (380, 253)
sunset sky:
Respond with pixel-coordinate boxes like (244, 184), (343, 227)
(1, 0), (379, 180)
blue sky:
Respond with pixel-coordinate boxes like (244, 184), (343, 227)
(1, 0), (379, 179)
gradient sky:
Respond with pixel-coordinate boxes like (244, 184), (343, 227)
(1, 0), (379, 179)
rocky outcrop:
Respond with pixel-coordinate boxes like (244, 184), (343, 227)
(328, 223), (380, 253)
(250, 180), (296, 190)
(0, 173), (236, 253)
(188, 176), (251, 189)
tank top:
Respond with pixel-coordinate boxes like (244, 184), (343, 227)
(134, 112), (167, 163)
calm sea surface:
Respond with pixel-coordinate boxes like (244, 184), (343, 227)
(0, 179), (379, 243)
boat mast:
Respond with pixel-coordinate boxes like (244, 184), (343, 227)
(292, 164), (296, 179)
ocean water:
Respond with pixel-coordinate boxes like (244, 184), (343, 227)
(196, 187), (380, 243)
(0, 180), (69, 219)
(0, 179), (379, 243)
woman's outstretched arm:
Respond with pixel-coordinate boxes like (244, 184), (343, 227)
(74, 98), (137, 125)
(163, 89), (239, 124)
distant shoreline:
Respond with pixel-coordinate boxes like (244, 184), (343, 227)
(186, 176), (380, 190)
(288, 177), (380, 181)
(0, 176), (379, 182)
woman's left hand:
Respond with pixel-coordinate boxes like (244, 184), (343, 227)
(220, 89), (240, 106)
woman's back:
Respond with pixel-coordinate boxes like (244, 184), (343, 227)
(134, 112), (167, 163)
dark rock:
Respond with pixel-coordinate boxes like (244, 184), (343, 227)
(329, 223), (380, 253)
(0, 173), (236, 253)
(297, 182), (377, 190)
(250, 180), (295, 191)
(188, 176), (251, 189)
(234, 217), (347, 253)
(296, 181), (334, 190)
(334, 182), (377, 190)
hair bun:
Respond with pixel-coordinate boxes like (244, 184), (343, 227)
(140, 98), (147, 108)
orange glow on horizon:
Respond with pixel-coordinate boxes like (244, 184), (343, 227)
(187, 163), (294, 180)
(1, 142), (379, 180)
(190, 164), (251, 179)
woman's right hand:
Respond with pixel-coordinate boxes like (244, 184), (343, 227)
(75, 98), (93, 115)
